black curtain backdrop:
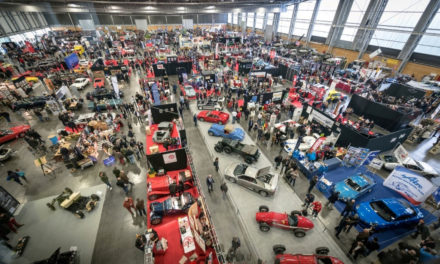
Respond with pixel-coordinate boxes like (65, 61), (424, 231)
(153, 62), (192, 76)
(384, 83), (426, 99)
(147, 148), (188, 171)
(151, 103), (179, 124)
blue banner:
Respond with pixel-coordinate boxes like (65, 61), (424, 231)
(64, 53), (79, 69)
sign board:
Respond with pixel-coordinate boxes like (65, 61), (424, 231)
(384, 166), (437, 205)
(309, 137), (326, 152)
(393, 144), (409, 163)
(343, 146), (370, 167)
(163, 152), (177, 164)
(309, 110), (334, 128)
(134, 19), (148, 30)
(369, 158), (384, 170)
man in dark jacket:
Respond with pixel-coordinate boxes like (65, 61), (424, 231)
(412, 219), (430, 240)
(325, 191), (340, 209)
(341, 199), (355, 217)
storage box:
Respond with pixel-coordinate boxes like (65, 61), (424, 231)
(145, 126), (152, 135)
(149, 145), (159, 154)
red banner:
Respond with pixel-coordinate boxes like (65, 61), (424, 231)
(309, 137), (326, 152)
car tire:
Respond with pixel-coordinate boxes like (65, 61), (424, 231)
(259, 205), (269, 212)
(91, 194), (100, 201)
(259, 223), (270, 232)
(259, 190), (269, 197)
(224, 147), (232, 154)
(148, 194), (159, 201)
(208, 131), (214, 136)
(294, 229), (306, 238)
(214, 145), (223, 152)
(244, 157), (253, 164)
(315, 247), (329, 255)
(65, 188), (73, 194)
(199, 118), (204, 122)
(46, 203), (56, 211)
(75, 211), (85, 219)
(273, 244), (286, 255)
(151, 216), (162, 225)
(227, 177), (236, 183)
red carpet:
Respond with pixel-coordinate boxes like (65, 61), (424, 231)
(146, 123), (181, 155)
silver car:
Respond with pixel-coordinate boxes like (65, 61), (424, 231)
(152, 122), (173, 143)
(224, 163), (279, 197)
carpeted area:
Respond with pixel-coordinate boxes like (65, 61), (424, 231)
(146, 123), (181, 154)
(8, 184), (107, 264)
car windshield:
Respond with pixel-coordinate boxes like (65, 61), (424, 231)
(345, 178), (361, 192)
(75, 80), (83, 83)
(233, 164), (247, 176)
(370, 201), (396, 222)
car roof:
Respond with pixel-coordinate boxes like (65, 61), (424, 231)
(350, 174), (371, 187)
(381, 199), (414, 216)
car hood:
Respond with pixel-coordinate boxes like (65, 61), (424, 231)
(11, 125), (30, 133)
(356, 202), (386, 226)
(241, 145), (259, 155)
(334, 182), (357, 201)
(418, 161), (439, 176)
(224, 162), (240, 177)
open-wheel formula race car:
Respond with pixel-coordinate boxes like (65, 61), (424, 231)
(147, 172), (194, 201)
(272, 244), (344, 264)
(256, 205), (314, 238)
(150, 192), (195, 225)
(46, 187), (100, 219)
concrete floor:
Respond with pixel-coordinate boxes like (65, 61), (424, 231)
(1, 69), (438, 264)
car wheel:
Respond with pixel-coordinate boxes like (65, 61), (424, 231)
(46, 203), (56, 211)
(259, 223), (270, 232)
(259, 190), (269, 197)
(273, 244), (286, 255)
(199, 118), (204, 122)
(65, 188), (73, 194)
(91, 194), (100, 201)
(227, 177), (236, 183)
(151, 216), (162, 225)
(244, 157), (253, 164)
(259, 205), (269, 212)
(74, 211), (85, 219)
(315, 247), (329, 255)
(148, 194), (159, 201)
(208, 131), (214, 136)
(214, 145), (223, 152)
(294, 229), (306, 238)
(224, 147), (232, 154)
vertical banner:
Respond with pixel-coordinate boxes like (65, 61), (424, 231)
(215, 43), (219, 59)
(111, 76), (120, 99)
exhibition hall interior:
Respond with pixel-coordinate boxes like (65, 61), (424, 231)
(1, 0), (440, 263)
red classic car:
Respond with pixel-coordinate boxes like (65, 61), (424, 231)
(256, 206), (314, 237)
(197, 110), (229, 125)
(272, 245), (344, 264)
(0, 125), (31, 144)
(147, 174), (193, 201)
(93, 78), (105, 89)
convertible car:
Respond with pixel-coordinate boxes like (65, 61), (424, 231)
(272, 245), (344, 264)
(215, 139), (260, 164)
(208, 124), (245, 141)
(197, 110), (229, 125)
(334, 173), (375, 202)
(152, 122), (173, 143)
(150, 192), (195, 225)
(224, 163), (278, 196)
(0, 125), (31, 144)
(256, 206), (314, 237)
(93, 78), (105, 89)
(147, 174), (193, 201)
(356, 198), (424, 230)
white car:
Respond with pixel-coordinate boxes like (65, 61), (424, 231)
(78, 59), (89, 67)
(71, 78), (90, 90)
(382, 155), (439, 178)
(184, 85), (196, 97)
(224, 163), (279, 197)
(283, 135), (319, 153)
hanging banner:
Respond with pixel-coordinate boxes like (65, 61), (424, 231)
(309, 137), (326, 152)
(384, 166), (437, 205)
(111, 76), (120, 99)
(163, 152), (177, 164)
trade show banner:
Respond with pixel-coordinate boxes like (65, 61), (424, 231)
(111, 76), (120, 99)
(163, 152), (177, 164)
(309, 137), (326, 152)
(384, 166), (437, 205)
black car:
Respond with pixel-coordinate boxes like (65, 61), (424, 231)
(214, 138), (260, 164)
(86, 88), (124, 100)
(11, 96), (48, 111)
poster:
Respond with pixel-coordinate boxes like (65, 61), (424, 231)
(394, 144), (409, 163)
(163, 152), (177, 164)
(272, 92), (282, 102)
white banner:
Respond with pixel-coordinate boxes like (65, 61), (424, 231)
(163, 152), (177, 164)
(369, 48), (382, 59)
(369, 158), (384, 170)
(384, 166), (437, 205)
(111, 76), (119, 99)
(310, 110), (334, 128)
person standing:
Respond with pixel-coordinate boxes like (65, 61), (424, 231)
(335, 216), (349, 239)
(99, 171), (112, 190)
(345, 214), (360, 233)
(412, 219), (430, 240)
(231, 110), (237, 124)
(302, 193), (315, 208)
(341, 199), (355, 217)
(15, 169), (28, 183)
(6, 171), (24, 186)
(193, 114), (198, 127)
(311, 201), (322, 218)
(135, 198), (146, 216)
(307, 175), (318, 194)
(0, 213), (23, 233)
(123, 197), (135, 216)
(220, 182), (228, 199)
(213, 157), (219, 172)
(365, 237), (379, 256)
(274, 154), (283, 170)
(285, 166), (298, 187)
(325, 191), (340, 209)
(248, 119), (254, 132)
(206, 174), (215, 193)
(116, 177), (129, 194)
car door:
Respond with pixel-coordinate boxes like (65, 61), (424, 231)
(237, 175), (258, 191)
(211, 114), (219, 123)
(205, 112), (213, 122)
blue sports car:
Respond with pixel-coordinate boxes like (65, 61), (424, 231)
(208, 124), (245, 141)
(356, 198), (424, 230)
(334, 173), (376, 202)
(149, 192), (195, 225)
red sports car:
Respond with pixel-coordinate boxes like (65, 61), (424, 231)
(272, 245), (344, 264)
(93, 78), (105, 89)
(256, 206), (314, 237)
(197, 110), (229, 125)
(0, 125), (31, 144)
(147, 174), (193, 201)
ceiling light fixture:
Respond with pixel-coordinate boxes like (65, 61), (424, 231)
(206, 5), (215, 9)
(177, 7), (185, 10)
(67, 3), (79, 8)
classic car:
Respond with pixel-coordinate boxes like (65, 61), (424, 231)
(381, 155), (438, 178)
(272, 245), (344, 264)
(197, 110), (229, 125)
(152, 122), (173, 143)
(356, 198), (424, 230)
(256, 206), (314, 237)
(71, 78), (89, 90)
(215, 139), (260, 164)
(224, 163), (278, 196)
(197, 97), (224, 111)
(0, 125), (31, 144)
(78, 59), (89, 67)
(46, 187), (100, 219)
(208, 124), (245, 141)
(11, 96), (48, 111)
(182, 85), (197, 98)
(147, 174), (194, 201)
(86, 88), (123, 100)
(283, 135), (319, 153)
(93, 78), (105, 89)
(150, 192), (195, 225)
(334, 173), (376, 202)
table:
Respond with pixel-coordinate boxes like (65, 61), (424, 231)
(54, 142), (71, 160)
